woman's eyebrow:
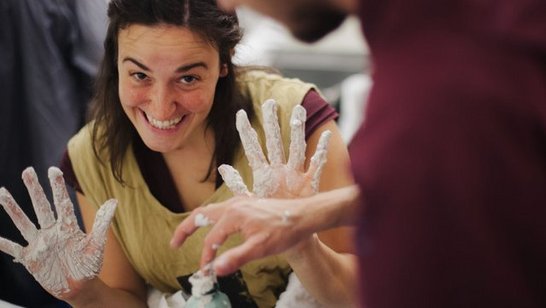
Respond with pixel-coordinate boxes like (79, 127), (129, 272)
(175, 62), (208, 73)
(122, 57), (150, 71)
(121, 58), (207, 73)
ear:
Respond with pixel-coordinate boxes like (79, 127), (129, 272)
(219, 63), (228, 77)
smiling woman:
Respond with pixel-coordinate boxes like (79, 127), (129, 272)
(117, 24), (224, 154)
(47, 0), (354, 306)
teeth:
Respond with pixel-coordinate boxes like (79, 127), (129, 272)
(146, 113), (183, 129)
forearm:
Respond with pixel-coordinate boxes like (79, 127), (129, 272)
(64, 278), (147, 308)
(284, 234), (358, 306)
(298, 185), (360, 234)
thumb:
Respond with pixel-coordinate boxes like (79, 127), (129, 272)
(88, 199), (117, 250)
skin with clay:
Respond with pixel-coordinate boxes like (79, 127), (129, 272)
(219, 99), (331, 199)
(0, 167), (117, 299)
(178, 99), (332, 265)
(186, 99), (332, 306)
(189, 99), (331, 257)
(173, 99), (359, 306)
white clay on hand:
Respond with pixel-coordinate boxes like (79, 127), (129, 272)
(0, 166), (117, 297)
(195, 213), (213, 227)
(287, 105), (307, 172)
(262, 99), (285, 166)
(306, 130), (332, 193)
(221, 99), (332, 199)
(218, 165), (250, 197)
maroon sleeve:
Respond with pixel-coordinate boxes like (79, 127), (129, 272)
(59, 149), (83, 194)
(301, 90), (338, 139)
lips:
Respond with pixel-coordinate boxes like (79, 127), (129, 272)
(145, 112), (184, 130)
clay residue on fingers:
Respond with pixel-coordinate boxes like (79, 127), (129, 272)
(195, 213), (213, 227)
(22, 167), (56, 229)
(308, 130), (332, 193)
(0, 187), (38, 241)
(236, 110), (267, 170)
(288, 105), (307, 172)
(262, 99), (285, 166)
(49, 167), (80, 229)
(218, 164), (250, 196)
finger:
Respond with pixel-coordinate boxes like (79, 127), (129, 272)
(88, 199), (117, 249)
(287, 105), (307, 172)
(306, 130), (332, 193)
(262, 99), (285, 166)
(218, 164), (251, 196)
(48, 167), (78, 228)
(236, 109), (268, 170)
(171, 210), (202, 248)
(77, 200), (116, 281)
(0, 236), (23, 260)
(0, 187), (38, 242)
(22, 167), (55, 229)
(200, 214), (243, 267)
(213, 234), (269, 276)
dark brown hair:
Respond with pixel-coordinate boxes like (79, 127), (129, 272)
(89, 0), (254, 187)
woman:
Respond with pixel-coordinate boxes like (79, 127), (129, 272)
(0, 0), (354, 306)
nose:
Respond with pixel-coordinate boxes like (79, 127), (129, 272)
(148, 83), (177, 120)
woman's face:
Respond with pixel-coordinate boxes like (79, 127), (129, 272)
(117, 24), (227, 153)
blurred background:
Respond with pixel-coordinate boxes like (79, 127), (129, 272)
(235, 7), (372, 143)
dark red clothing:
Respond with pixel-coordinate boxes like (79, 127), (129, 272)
(351, 0), (546, 307)
(61, 90), (337, 213)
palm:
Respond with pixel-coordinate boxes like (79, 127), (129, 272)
(219, 99), (331, 199)
(0, 167), (116, 298)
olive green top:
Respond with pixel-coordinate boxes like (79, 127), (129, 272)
(68, 70), (316, 307)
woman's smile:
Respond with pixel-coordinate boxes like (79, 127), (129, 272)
(144, 111), (185, 130)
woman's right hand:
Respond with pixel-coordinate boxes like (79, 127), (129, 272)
(0, 167), (116, 300)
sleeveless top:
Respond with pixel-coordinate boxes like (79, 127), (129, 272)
(67, 70), (318, 307)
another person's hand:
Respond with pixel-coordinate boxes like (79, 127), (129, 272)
(0, 167), (117, 299)
(173, 196), (312, 275)
(172, 99), (331, 274)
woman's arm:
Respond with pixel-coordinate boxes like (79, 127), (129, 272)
(68, 193), (147, 307)
(305, 119), (355, 253)
(284, 235), (358, 307)
(280, 184), (361, 307)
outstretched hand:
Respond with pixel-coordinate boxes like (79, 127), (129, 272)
(0, 167), (116, 298)
(171, 99), (331, 275)
(219, 99), (331, 198)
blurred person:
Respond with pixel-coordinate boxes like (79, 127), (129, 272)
(1, 0), (354, 307)
(173, 0), (546, 307)
(0, 0), (107, 307)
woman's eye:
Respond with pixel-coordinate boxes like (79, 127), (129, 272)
(131, 72), (148, 81)
(179, 75), (198, 84)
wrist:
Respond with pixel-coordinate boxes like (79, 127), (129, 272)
(61, 277), (101, 307)
(282, 233), (320, 262)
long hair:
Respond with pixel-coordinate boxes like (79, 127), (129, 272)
(88, 0), (254, 187)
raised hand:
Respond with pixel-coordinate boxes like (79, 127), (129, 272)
(0, 167), (117, 298)
(172, 99), (333, 274)
(219, 99), (331, 199)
